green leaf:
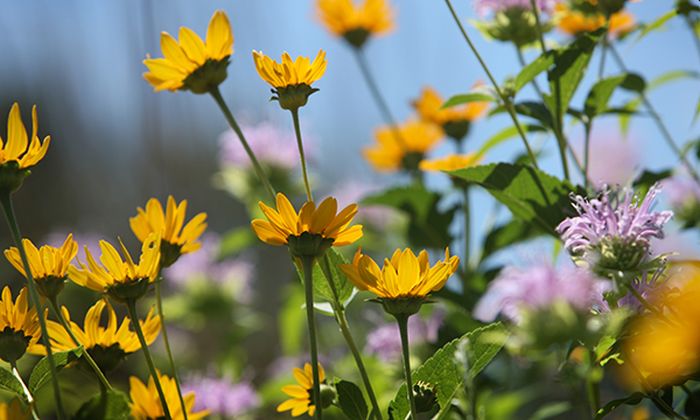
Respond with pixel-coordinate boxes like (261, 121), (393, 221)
(363, 185), (455, 249)
(29, 346), (83, 394)
(476, 125), (547, 159)
(442, 92), (495, 109)
(450, 163), (579, 235)
(595, 393), (644, 419)
(648, 70), (700, 90)
(530, 402), (572, 420)
(480, 219), (545, 263)
(636, 9), (677, 41)
(490, 101), (554, 129)
(336, 380), (368, 420)
(0, 366), (26, 401)
(632, 169), (672, 197)
(73, 389), (131, 420)
(584, 73), (644, 119)
(389, 323), (507, 420)
(218, 227), (256, 258)
(294, 248), (355, 314)
(514, 51), (555, 93)
(279, 285), (306, 353)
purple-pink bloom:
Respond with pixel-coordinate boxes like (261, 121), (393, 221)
(365, 311), (444, 362)
(473, 262), (608, 323)
(576, 134), (640, 189)
(219, 121), (306, 170)
(182, 376), (260, 417)
(662, 175), (700, 213)
(474, 0), (555, 16)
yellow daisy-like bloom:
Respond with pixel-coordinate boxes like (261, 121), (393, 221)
(555, 3), (635, 37)
(364, 120), (443, 172)
(0, 399), (30, 420)
(277, 363), (326, 417)
(316, 0), (394, 48)
(0, 287), (45, 362)
(340, 248), (459, 300)
(143, 10), (233, 93)
(130, 196), (207, 268)
(68, 233), (161, 301)
(46, 299), (160, 372)
(252, 50), (327, 110)
(419, 153), (482, 173)
(252, 193), (362, 257)
(130, 372), (208, 420)
(4, 234), (78, 298)
(413, 86), (489, 127)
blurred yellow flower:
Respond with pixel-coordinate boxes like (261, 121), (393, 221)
(4, 234), (78, 298)
(316, 0), (394, 47)
(277, 363), (326, 417)
(143, 10), (233, 93)
(130, 372), (208, 420)
(47, 299), (160, 372)
(0, 103), (51, 170)
(130, 196), (207, 267)
(69, 233), (161, 301)
(252, 193), (362, 256)
(340, 248), (459, 300)
(0, 399), (29, 420)
(364, 120), (443, 172)
(419, 153), (482, 173)
(413, 85), (489, 127)
(555, 3), (634, 37)
(0, 287), (45, 362)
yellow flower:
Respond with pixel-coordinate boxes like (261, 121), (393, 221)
(130, 196), (207, 268)
(46, 299), (160, 372)
(316, 0), (394, 48)
(277, 363), (326, 417)
(419, 153), (482, 172)
(0, 287), (45, 362)
(363, 120), (443, 172)
(412, 85), (489, 127)
(252, 50), (327, 110)
(340, 248), (459, 300)
(130, 372), (208, 420)
(143, 10), (233, 93)
(252, 193), (362, 257)
(555, 3), (634, 37)
(4, 234), (78, 298)
(68, 233), (161, 301)
(0, 399), (30, 420)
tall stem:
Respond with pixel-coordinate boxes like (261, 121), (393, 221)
(11, 363), (40, 420)
(585, 349), (600, 417)
(608, 43), (700, 183)
(47, 298), (112, 390)
(598, 34), (608, 80)
(302, 257), (322, 420)
(155, 279), (189, 420)
(528, 0), (547, 53)
(290, 109), (313, 202)
(463, 186), (471, 273)
(209, 86), (276, 200)
(397, 315), (418, 419)
(444, 0), (541, 171)
(583, 122), (592, 189)
(0, 194), (65, 420)
(126, 299), (172, 420)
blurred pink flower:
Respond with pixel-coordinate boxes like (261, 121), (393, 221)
(182, 375), (260, 417)
(475, 0), (555, 15)
(662, 175), (700, 213)
(577, 134), (640, 188)
(365, 310), (444, 362)
(219, 121), (310, 170)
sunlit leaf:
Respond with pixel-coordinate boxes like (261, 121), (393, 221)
(442, 92), (495, 109)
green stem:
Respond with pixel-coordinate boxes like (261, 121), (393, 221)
(397, 315), (418, 419)
(444, 0), (541, 171)
(598, 30), (609, 80)
(583, 122), (592, 190)
(11, 363), (40, 420)
(155, 279), (189, 420)
(463, 186), (471, 273)
(126, 299), (172, 420)
(301, 257), (322, 420)
(290, 109), (313, 202)
(528, 0), (547, 53)
(47, 298), (112, 390)
(608, 43), (700, 183)
(209, 86), (276, 200)
(0, 194), (66, 420)
(514, 47), (544, 98)
(585, 349), (600, 417)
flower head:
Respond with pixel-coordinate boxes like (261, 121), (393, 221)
(0, 103), (51, 193)
(412, 86), (489, 141)
(555, 3), (634, 37)
(364, 120), (443, 172)
(277, 363), (328, 417)
(252, 50), (327, 110)
(130, 372), (209, 420)
(5, 234), (78, 298)
(69, 233), (162, 302)
(143, 10), (233, 93)
(0, 399), (30, 420)
(182, 376), (260, 417)
(340, 248), (459, 316)
(46, 299), (160, 372)
(419, 153), (482, 173)
(556, 185), (673, 273)
(0, 287), (44, 363)
(130, 196), (207, 268)
(251, 193), (362, 257)
(316, 0), (394, 48)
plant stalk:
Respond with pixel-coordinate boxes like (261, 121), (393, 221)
(302, 256), (322, 419)
(397, 315), (418, 419)
(290, 109), (313, 202)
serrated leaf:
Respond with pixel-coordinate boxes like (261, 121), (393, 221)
(336, 380), (368, 420)
(29, 346), (83, 394)
(636, 9), (677, 41)
(449, 163), (579, 235)
(294, 248), (355, 314)
(476, 125), (547, 159)
(442, 92), (495, 109)
(514, 51), (555, 93)
(0, 366), (26, 401)
(389, 323), (507, 420)
(73, 389), (131, 420)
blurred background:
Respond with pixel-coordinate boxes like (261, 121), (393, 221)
(0, 0), (698, 417)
